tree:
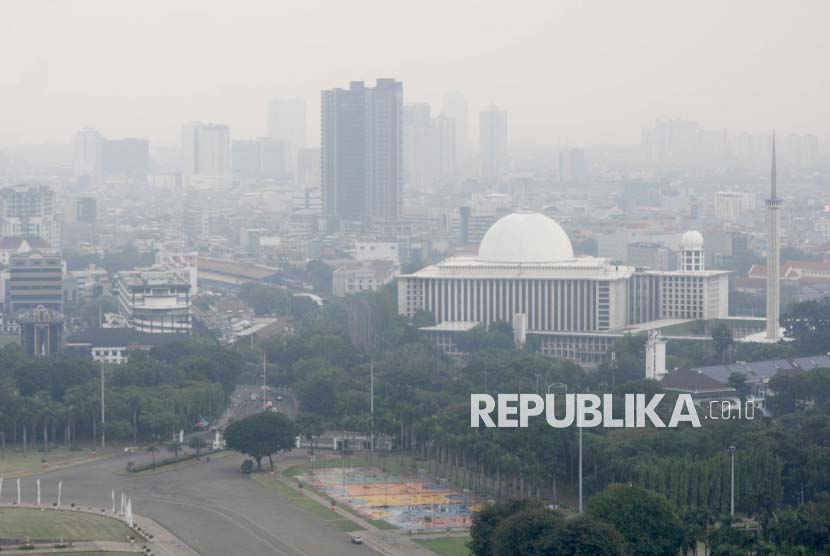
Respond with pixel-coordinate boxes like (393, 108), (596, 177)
(188, 436), (207, 456)
(224, 411), (296, 470)
(469, 498), (545, 556)
(727, 372), (751, 401)
(711, 322), (734, 359)
(536, 516), (626, 556)
(146, 444), (158, 468)
(490, 508), (561, 556)
(587, 484), (683, 556)
(781, 298), (830, 356)
(238, 283), (289, 315)
(305, 260), (333, 294)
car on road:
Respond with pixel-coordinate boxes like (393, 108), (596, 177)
(350, 535), (363, 545)
(240, 459), (254, 474)
(275, 395), (284, 401)
(250, 393), (259, 401)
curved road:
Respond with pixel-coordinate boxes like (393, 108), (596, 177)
(22, 386), (376, 556)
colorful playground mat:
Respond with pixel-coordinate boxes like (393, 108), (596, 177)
(299, 465), (480, 530)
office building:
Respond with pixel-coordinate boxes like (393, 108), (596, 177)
(0, 185), (61, 247)
(115, 267), (192, 334)
(479, 105), (508, 182)
(714, 191), (755, 221)
(181, 122), (232, 189)
(74, 127), (103, 177)
(7, 250), (64, 313)
(321, 79), (403, 227)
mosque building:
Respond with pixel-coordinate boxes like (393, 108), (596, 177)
(397, 211), (730, 363)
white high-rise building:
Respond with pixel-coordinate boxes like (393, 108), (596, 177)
(181, 123), (232, 189)
(766, 137), (782, 340)
(267, 98), (306, 172)
(74, 127), (103, 177)
(0, 185), (61, 248)
(479, 105), (508, 183)
(403, 104), (457, 192)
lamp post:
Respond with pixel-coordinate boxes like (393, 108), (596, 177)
(729, 445), (736, 517)
(100, 360), (106, 449)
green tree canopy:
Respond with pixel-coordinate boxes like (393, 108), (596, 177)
(586, 484), (683, 556)
(224, 411), (296, 469)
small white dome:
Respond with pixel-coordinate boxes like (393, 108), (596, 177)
(681, 230), (704, 250)
(479, 211), (574, 263)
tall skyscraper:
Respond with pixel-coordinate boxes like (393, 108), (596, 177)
(442, 92), (468, 154)
(0, 185), (61, 247)
(74, 127), (103, 177)
(321, 79), (403, 228)
(181, 123), (232, 189)
(267, 98), (306, 172)
(766, 135), (782, 340)
(479, 104), (508, 183)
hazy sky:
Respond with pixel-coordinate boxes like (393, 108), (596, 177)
(2, 0), (828, 149)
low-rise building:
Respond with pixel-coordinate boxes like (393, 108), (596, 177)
(115, 267), (191, 334)
(332, 260), (397, 297)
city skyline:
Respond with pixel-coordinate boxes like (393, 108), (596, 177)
(2, 1), (829, 148)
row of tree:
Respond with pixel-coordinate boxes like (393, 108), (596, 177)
(0, 337), (241, 450)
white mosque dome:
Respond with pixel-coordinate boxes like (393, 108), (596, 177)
(478, 211), (575, 264)
(681, 230), (704, 250)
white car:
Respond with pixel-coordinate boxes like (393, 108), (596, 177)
(350, 535), (363, 545)
(250, 393), (259, 401)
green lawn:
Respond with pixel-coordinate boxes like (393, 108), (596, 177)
(0, 445), (115, 477)
(414, 536), (470, 556)
(0, 508), (134, 542)
(252, 474), (364, 533)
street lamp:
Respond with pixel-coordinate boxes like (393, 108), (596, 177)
(729, 445), (736, 516)
(100, 360), (106, 449)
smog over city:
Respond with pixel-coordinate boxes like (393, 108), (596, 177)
(1, 2), (830, 556)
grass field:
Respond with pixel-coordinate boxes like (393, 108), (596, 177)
(252, 474), (364, 533)
(0, 445), (116, 477)
(0, 508), (134, 541)
(414, 537), (470, 556)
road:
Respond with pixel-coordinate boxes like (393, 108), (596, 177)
(20, 386), (376, 556)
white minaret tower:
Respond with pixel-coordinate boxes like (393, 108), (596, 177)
(679, 230), (705, 272)
(765, 134), (782, 340)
